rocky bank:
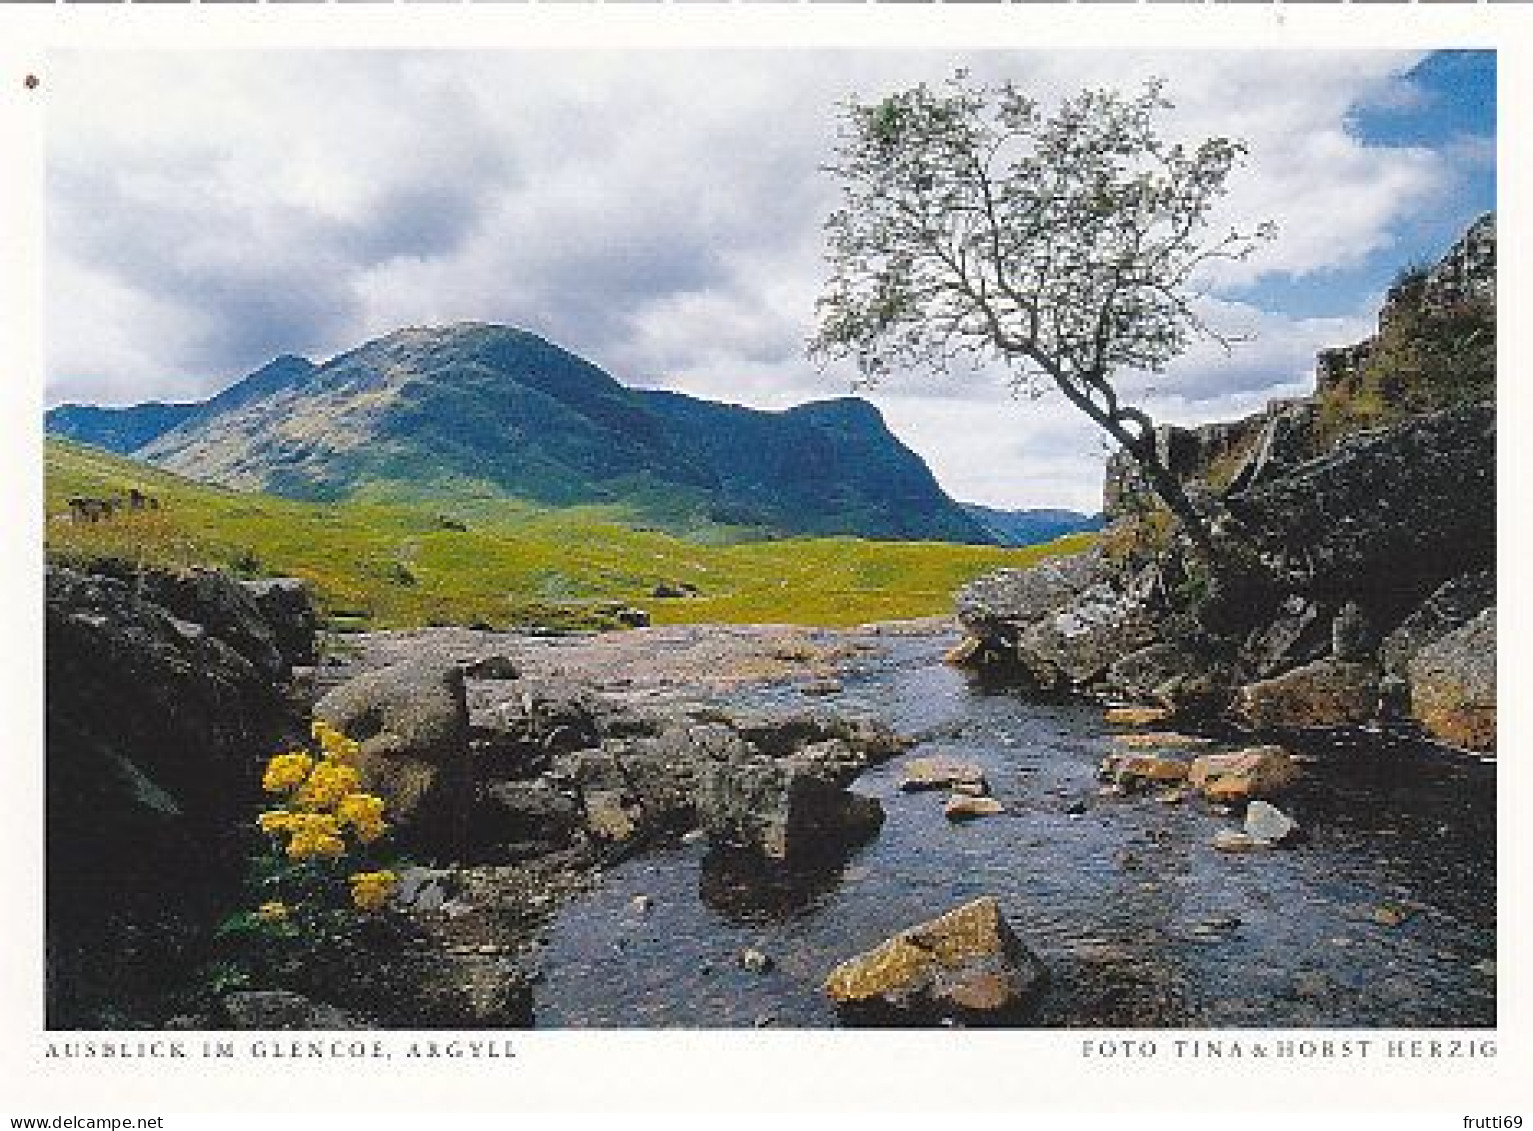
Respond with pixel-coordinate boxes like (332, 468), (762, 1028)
(951, 215), (1496, 756)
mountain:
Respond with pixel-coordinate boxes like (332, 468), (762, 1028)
(46, 323), (994, 544)
(961, 503), (1103, 547)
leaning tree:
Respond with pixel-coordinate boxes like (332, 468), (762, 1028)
(809, 73), (1276, 560)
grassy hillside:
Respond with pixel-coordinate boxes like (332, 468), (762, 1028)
(47, 439), (1091, 630)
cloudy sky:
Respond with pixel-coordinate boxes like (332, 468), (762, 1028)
(46, 49), (1493, 511)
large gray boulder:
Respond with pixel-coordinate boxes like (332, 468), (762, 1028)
(696, 745), (884, 862)
(314, 661), (474, 850)
(956, 549), (1104, 630)
(1381, 571), (1495, 677)
(1407, 608), (1495, 751)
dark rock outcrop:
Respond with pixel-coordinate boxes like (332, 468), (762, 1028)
(1228, 401), (1494, 625)
(46, 563), (315, 1027)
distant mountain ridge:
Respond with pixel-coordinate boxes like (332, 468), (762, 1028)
(961, 503), (1103, 547)
(46, 323), (995, 544)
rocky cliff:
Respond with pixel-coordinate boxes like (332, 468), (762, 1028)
(954, 215), (1496, 754)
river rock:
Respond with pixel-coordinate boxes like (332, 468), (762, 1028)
(1103, 705), (1175, 727)
(1244, 800), (1299, 844)
(1211, 830), (1263, 853)
(1189, 747), (1300, 802)
(1407, 608), (1496, 750)
(1230, 658), (1379, 731)
(696, 752), (884, 862)
(823, 897), (1045, 1025)
(944, 795), (1005, 821)
(1098, 752), (1189, 790)
(1010, 583), (1159, 690)
(899, 756), (987, 794)
(1111, 731), (1211, 750)
(474, 779), (582, 858)
(314, 660), (474, 850)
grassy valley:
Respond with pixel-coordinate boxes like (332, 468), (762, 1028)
(47, 438), (1088, 630)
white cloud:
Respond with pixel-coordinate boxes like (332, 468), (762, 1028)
(48, 48), (1467, 507)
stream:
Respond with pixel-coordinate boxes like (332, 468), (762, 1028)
(516, 633), (1495, 1028)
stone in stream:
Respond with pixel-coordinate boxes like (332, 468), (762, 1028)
(1244, 800), (1299, 845)
(898, 756), (988, 794)
(1189, 746), (1300, 803)
(1111, 731), (1213, 750)
(739, 947), (774, 974)
(1211, 830), (1263, 853)
(1097, 752), (1189, 791)
(1230, 658), (1380, 731)
(823, 897), (1045, 1026)
(944, 795), (1005, 822)
(696, 751), (884, 863)
(1103, 705), (1175, 728)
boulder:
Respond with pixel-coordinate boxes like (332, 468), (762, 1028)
(696, 752), (883, 863)
(823, 897), (1046, 1025)
(1244, 800), (1299, 845)
(1103, 705), (1175, 728)
(956, 549), (1105, 629)
(45, 565), (304, 1027)
(898, 756), (987, 794)
(1097, 753), (1189, 790)
(1231, 658), (1379, 731)
(1407, 608), (1496, 751)
(1381, 571), (1495, 678)
(1211, 830), (1263, 853)
(1105, 642), (1229, 707)
(1188, 747), (1300, 803)
(944, 796), (1005, 821)
(1009, 584), (1159, 690)
(474, 779), (582, 858)
(1111, 731), (1212, 750)
(314, 661), (473, 850)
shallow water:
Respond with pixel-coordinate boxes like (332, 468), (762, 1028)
(530, 636), (1496, 1028)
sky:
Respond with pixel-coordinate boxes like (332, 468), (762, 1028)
(45, 49), (1494, 512)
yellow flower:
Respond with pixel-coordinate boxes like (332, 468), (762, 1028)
(313, 719), (362, 764)
(257, 809), (298, 835)
(335, 793), (388, 843)
(262, 752), (314, 794)
(286, 828), (346, 860)
(348, 870), (397, 912)
(255, 901), (290, 924)
(294, 762), (362, 812)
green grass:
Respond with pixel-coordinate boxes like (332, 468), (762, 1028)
(45, 438), (1093, 630)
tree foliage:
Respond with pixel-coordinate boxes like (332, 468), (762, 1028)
(810, 73), (1276, 555)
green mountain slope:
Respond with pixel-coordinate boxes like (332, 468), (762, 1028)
(46, 438), (1088, 630)
(49, 324), (993, 544)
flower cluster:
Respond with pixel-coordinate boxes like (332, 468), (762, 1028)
(257, 720), (394, 909)
(348, 870), (399, 913)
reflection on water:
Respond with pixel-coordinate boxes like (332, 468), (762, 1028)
(530, 637), (1496, 1029)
